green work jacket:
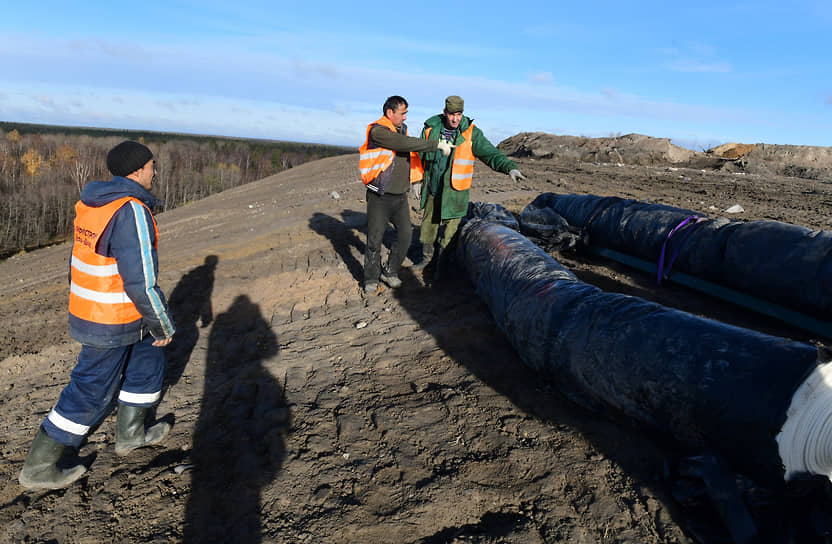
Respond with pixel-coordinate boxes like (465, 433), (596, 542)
(419, 114), (517, 219)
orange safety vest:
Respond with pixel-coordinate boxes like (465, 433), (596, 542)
(358, 116), (424, 186)
(425, 124), (476, 191)
(69, 197), (158, 325)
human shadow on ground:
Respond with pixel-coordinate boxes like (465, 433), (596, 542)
(317, 209), (691, 539)
(391, 249), (831, 543)
(384, 267), (700, 542)
(183, 294), (290, 543)
(309, 209), (424, 283)
(163, 255), (218, 396)
(323, 212), (665, 540)
(309, 211), (366, 282)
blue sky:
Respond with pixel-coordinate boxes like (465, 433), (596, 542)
(2, 1), (831, 150)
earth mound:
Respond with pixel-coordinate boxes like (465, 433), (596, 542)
(500, 132), (832, 181)
(708, 142), (756, 159)
(735, 143), (832, 180)
(498, 132), (696, 165)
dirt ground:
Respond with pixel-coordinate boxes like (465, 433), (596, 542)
(1, 138), (831, 543)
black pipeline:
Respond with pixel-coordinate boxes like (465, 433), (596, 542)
(457, 218), (831, 486)
(519, 193), (832, 337)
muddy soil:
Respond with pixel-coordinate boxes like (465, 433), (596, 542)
(1, 144), (831, 543)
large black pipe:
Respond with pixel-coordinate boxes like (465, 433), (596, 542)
(520, 193), (832, 322)
(457, 218), (822, 486)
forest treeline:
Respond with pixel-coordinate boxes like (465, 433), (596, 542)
(0, 122), (353, 259)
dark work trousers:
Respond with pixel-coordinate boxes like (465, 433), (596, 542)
(364, 189), (411, 284)
(42, 333), (166, 447)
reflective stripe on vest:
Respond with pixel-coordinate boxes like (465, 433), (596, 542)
(69, 196), (158, 325)
(358, 116), (424, 185)
(425, 124), (476, 191)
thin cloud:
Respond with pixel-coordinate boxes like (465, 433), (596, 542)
(156, 98), (202, 111)
(687, 42), (718, 57)
(293, 59), (339, 78)
(528, 72), (555, 84)
(1, 60), (763, 146)
(659, 41), (733, 73)
(601, 88), (620, 102)
(2, 24), (828, 148)
(33, 96), (56, 108)
(666, 59), (733, 73)
(65, 39), (152, 62)
(156, 101), (182, 113)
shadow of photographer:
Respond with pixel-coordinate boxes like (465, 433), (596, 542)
(183, 294), (290, 543)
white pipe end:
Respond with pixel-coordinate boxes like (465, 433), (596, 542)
(777, 358), (832, 481)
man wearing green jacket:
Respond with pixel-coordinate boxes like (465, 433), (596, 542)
(415, 95), (527, 278)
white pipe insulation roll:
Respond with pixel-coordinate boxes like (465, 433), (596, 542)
(777, 359), (832, 481)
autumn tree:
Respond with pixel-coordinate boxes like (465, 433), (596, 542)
(55, 145), (77, 167)
(21, 148), (44, 183)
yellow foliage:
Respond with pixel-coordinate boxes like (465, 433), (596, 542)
(55, 145), (77, 165)
(8, 129), (21, 143)
(22, 148), (44, 178)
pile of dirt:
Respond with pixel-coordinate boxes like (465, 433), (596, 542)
(735, 143), (832, 180)
(500, 132), (832, 182)
(499, 132), (697, 165)
(708, 143), (756, 159)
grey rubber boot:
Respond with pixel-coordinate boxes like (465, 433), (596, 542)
(411, 244), (434, 271)
(18, 427), (87, 490)
(115, 405), (171, 456)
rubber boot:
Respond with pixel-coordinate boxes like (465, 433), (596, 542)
(18, 427), (87, 490)
(432, 246), (447, 283)
(115, 405), (171, 456)
(411, 244), (434, 271)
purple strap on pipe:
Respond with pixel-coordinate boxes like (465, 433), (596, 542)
(657, 215), (708, 284)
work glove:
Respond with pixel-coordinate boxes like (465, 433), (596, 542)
(411, 181), (423, 200)
(436, 140), (455, 157)
(509, 169), (527, 182)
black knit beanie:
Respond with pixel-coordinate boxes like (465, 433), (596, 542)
(107, 141), (153, 177)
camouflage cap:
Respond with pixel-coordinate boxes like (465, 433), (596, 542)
(444, 95), (464, 113)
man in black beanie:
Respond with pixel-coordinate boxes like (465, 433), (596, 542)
(18, 140), (176, 490)
(106, 140), (155, 178)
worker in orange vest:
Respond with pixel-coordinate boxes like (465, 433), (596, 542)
(359, 95), (453, 293)
(19, 141), (175, 490)
(415, 95), (527, 280)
